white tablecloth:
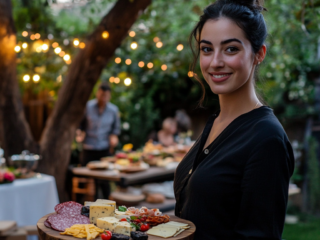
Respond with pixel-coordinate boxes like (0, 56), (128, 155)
(0, 173), (59, 226)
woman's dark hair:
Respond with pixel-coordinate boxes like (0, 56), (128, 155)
(189, 0), (268, 105)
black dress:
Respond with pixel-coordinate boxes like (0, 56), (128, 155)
(174, 106), (294, 240)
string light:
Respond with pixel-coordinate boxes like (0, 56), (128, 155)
(161, 64), (167, 71)
(115, 57), (121, 64)
(138, 61), (145, 68)
(52, 42), (59, 48)
(177, 44), (184, 51)
(129, 31), (136, 37)
(22, 31), (28, 37)
(33, 74), (40, 82)
(41, 44), (49, 51)
(130, 42), (138, 50)
(124, 78), (132, 86)
(188, 71), (194, 77)
(156, 42), (163, 48)
(79, 42), (86, 49)
(147, 62), (153, 69)
(23, 75), (30, 82)
(114, 77), (120, 84)
(59, 51), (65, 57)
(54, 47), (61, 54)
(22, 43), (28, 49)
(73, 38), (80, 46)
(125, 59), (132, 65)
(34, 33), (41, 39)
(66, 60), (72, 65)
(30, 34), (35, 40)
(109, 76), (115, 83)
(102, 31), (109, 39)
(63, 54), (71, 61)
(153, 37), (160, 43)
(14, 46), (21, 52)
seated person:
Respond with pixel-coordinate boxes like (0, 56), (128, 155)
(156, 117), (177, 147)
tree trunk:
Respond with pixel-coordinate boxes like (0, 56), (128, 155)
(38, 0), (152, 201)
(0, 0), (37, 160)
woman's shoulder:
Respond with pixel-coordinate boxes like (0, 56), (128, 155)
(246, 107), (287, 139)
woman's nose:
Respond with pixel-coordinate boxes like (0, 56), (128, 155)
(210, 52), (224, 68)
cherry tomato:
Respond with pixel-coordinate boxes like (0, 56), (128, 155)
(140, 223), (150, 232)
(120, 218), (127, 222)
(133, 219), (141, 223)
(101, 231), (112, 240)
(140, 217), (147, 222)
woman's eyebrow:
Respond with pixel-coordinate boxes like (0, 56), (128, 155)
(200, 38), (243, 45)
(199, 39), (212, 45)
(221, 38), (243, 45)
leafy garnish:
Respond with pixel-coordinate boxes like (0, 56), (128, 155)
(118, 206), (127, 212)
(130, 222), (140, 231)
(130, 216), (137, 220)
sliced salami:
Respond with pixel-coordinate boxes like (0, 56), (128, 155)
(48, 213), (90, 232)
(55, 201), (83, 216)
(44, 219), (52, 228)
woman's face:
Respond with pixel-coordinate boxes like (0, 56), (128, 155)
(199, 17), (257, 95)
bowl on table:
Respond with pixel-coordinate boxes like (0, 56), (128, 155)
(9, 150), (40, 172)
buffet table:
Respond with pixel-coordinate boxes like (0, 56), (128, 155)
(0, 174), (59, 226)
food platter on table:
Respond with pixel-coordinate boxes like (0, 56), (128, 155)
(37, 199), (195, 240)
(99, 140), (191, 170)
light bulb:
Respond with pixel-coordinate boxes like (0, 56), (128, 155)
(23, 75), (30, 82)
(102, 31), (109, 39)
(124, 78), (132, 86)
(33, 74), (40, 82)
(177, 44), (184, 51)
(130, 42), (138, 50)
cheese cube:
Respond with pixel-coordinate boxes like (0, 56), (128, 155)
(96, 199), (116, 207)
(84, 201), (94, 206)
(96, 217), (119, 231)
(89, 204), (115, 224)
(113, 222), (133, 236)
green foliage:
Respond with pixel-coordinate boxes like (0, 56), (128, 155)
(260, 0), (320, 122)
(282, 214), (320, 240)
(307, 136), (320, 213)
(11, 0), (320, 148)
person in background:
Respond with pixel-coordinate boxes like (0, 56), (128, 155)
(175, 109), (192, 134)
(76, 83), (121, 198)
(157, 117), (177, 147)
(174, 110), (192, 145)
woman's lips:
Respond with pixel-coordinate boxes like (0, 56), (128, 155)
(209, 73), (232, 83)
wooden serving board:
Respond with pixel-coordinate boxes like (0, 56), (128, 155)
(37, 214), (195, 240)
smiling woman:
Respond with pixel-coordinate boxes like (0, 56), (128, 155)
(174, 1), (295, 240)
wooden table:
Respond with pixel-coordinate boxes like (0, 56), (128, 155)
(37, 214), (195, 240)
(70, 166), (176, 187)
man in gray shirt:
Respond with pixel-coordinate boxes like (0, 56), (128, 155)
(78, 83), (121, 198)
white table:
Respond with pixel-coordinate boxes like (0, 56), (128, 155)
(0, 173), (59, 226)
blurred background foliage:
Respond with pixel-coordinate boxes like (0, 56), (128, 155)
(11, 0), (320, 148)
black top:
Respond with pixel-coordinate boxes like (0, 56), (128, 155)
(174, 106), (294, 240)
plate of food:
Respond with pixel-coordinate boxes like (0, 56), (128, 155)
(37, 199), (195, 240)
(86, 161), (109, 170)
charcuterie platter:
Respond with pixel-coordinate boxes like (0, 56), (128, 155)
(37, 200), (195, 240)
